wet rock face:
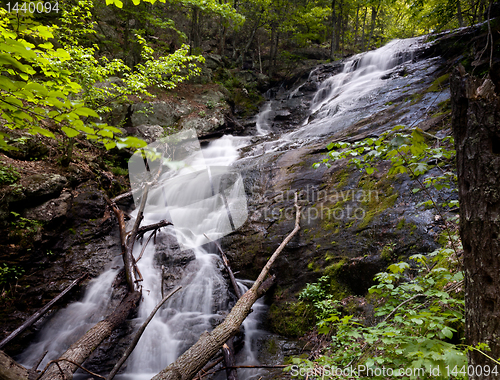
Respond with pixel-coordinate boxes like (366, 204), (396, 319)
(0, 180), (123, 354)
(221, 36), (459, 337)
(108, 87), (240, 139)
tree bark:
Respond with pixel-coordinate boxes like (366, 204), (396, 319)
(0, 351), (28, 380)
(456, 0), (464, 27)
(39, 291), (141, 380)
(190, 6), (201, 53)
(451, 68), (500, 379)
(360, 6), (367, 51)
(330, 0), (336, 59)
(151, 196), (301, 380)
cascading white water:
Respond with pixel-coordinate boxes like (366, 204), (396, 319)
(18, 36), (441, 379)
(18, 263), (122, 369)
(255, 103), (273, 135)
(287, 37), (424, 140)
(18, 134), (255, 379)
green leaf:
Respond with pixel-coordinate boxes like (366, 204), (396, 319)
(61, 127), (79, 138)
(442, 327), (453, 339)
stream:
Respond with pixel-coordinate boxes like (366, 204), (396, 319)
(17, 34), (449, 379)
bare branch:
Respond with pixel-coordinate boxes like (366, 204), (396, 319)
(107, 287), (182, 380)
(0, 274), (88, 350)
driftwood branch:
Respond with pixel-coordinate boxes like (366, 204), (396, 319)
(107, 286), (182, 380)
(203, 234), (241, 380)
(0, 274), (88, 350)
(136, 220), (173, 240)
(152, 193), (301, 380)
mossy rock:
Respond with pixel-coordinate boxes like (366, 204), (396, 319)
(268, 300), (315, 337)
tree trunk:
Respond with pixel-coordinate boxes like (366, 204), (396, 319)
(151, 197), (301, 380)
(0, 351), (28, 380)
(354, 4), (360, 48)
(190, 6), (201, 53)
(330, 0), (336, 59)
(360, 6), (367, 51)
(451, 68), (500, 379)
(39, 291), (141, 380)
(456, 0), (464, 27)
(367, 4), (378, 50)
(336, 0), (342, 51)
(268, 24), (277, 77)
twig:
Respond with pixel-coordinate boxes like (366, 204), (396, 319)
(395, 148), (461, 263)
(106, 286), (182, 380)
(345, 294), (426, 369)
(382, 294), (426, 323)
(0, 274), (88, 350)
(31, 350), (48, 372)
(136, 220), (173, 240)
(136, 231), (155, 263)
(204, 234), (242, 298)
(37, 358), (106, 380)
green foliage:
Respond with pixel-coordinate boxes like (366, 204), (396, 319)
(10, 211), (43, 233)
(315, 125), (457, 209)
(0, 264), (25, 288)
(289, 242), (466, 379)
(0, 164), (20, 185)
(0, 0), (210, 155)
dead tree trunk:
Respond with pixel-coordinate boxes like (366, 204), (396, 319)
(151, 195), (301, 380)
(39, 291), (141, 380)
(0, 351), (29, 380)
(451, 67), (500, 379)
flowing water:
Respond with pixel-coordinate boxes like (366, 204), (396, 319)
(18, 36), (446, 379)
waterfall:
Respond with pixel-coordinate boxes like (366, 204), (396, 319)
(18, 133), (254, 379)
(17, 36), (441, 379)
(288, 37), (424, 140)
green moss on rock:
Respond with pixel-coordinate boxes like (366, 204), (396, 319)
(268, 300), (314, 337)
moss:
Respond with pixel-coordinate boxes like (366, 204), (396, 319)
(396, 218), (406, 230)
(426, 74), (450, 93)
(334, 169), (350, 190)
(357, 174), (398, 228)
(267, 338), (278, 355)
(268, 300), (314, 337)
(381, 242), (396, 261)
(438, 231), (449, 247)
(324, 258), (346, 276)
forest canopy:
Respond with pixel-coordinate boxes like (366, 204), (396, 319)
(0, 0), (489, 153)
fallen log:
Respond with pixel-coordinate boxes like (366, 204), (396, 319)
(0, 274), (88, 350)
(39, 291), (141, 380)
(0, 350), (29, 380)
(151, 194), (301, 380)
(107, 286), (182, 380)
(204, 234), (240, 380)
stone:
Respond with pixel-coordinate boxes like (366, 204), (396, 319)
(23, 173), (67, 200)
(130, 102), (179, 128)
(23, 191), (71, 223)
(136, 124), (165, 143)
(205, 54), (223, 70)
